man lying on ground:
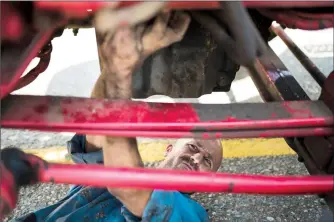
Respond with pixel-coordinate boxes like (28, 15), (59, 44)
(15, 137), (222, 222)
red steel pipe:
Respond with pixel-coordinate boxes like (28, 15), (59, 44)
(0, 30), (55, 99)
(4, 116), (333, 133)
(13, 43), (52, 91)
(1, 151), (333, 220)
(2, 95), (334, 138)
(2, 95), (333, 132)
(40, 163), (334, 194)
(22, 127), (334, 139)
(0, 2), (24, 42)
(35, 1), (334, 12)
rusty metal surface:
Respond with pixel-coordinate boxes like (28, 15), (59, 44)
(290, 73), (334, 212)
(192, 101), (333, 122)
(132, 19), (239, 99)
(304, 137), (334, 171)
(13, 42), (53, 91)
(249, 47), (310, 102)
(293, 136), (334, 212)
(246, 27), (334, 211)
(300, 72), (334, 175)
(190, 3), (267, 68)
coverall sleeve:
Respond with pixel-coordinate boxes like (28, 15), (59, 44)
(140, 190), (210, 222)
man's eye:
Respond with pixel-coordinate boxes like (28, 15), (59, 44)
(205, 158), (212, 167)
(189, 144), (198, 151)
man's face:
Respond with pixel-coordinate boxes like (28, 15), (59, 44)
(160, 139), (223, 172)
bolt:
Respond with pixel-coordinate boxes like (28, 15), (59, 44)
(73, 28), (79, 36)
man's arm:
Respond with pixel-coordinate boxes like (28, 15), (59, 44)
(85, 11), (191, 217)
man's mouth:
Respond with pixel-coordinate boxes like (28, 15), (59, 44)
(182, 162), (195, 171)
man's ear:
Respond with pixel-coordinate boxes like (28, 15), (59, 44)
(165, 144), (173, 157)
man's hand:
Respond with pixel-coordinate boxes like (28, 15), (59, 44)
(94, 11), (190, 100)
(141, 11), (191, 57)
(100, 11), (191, 78)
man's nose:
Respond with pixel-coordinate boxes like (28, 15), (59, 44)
(191, 153), (204, 165)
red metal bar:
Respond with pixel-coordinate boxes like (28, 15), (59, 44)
(2, 149), (333, 219)
(39, 162), (334, 194)
(259, 9), (334, 30)
(23, 127), (334, 139)
(1, 95), (333, 133)
(33, 1), (334, 24)
(0, 30), (54, 99)
(0, 2), (24, 42)
(35, 1), (334, 13)
(14, 43), (52, 91)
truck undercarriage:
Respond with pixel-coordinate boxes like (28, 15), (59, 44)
(1, 1), (333, 219)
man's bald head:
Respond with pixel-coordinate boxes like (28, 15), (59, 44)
(159, 138), (223, 172)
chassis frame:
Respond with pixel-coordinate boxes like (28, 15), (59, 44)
(1, 1), (334, 219)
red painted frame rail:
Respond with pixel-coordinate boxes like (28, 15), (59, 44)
(2, 95), (334, 138)
(35, 1), (334, 12)
(1, 151), (333, 220)
(41, 162), (334, 194)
